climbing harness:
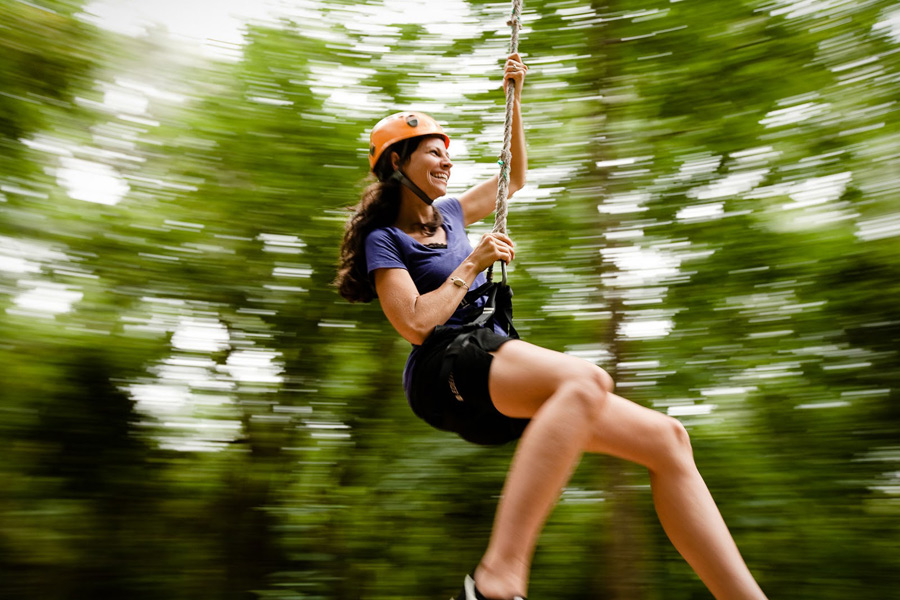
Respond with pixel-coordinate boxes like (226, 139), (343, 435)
(457, 280), (518, 338)
(437, 280), (519, 411)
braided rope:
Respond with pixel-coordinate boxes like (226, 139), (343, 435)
(487, 0), (522, 284)
(492, 0), (522, 237)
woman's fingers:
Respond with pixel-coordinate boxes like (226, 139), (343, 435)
(504, 62), (527, 77)
(505, 55), (528, 72)
(482, 232), (514, 247)
(504, 54), (528, 89)
(481, 232), (515, 264)
(491, 232), (514, 247)
(506, 53), (526, 67)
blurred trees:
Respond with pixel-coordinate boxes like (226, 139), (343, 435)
(1, 0), (899, 599)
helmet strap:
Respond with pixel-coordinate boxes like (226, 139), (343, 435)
(389, 169), (434, 206)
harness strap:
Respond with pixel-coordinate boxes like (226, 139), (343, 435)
(433, 281), (518, 407)
(454, 280), (518, 338)
(390, 169), (434, 205)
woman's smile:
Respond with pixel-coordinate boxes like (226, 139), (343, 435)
(429, 170), (450, 188)
(405, 137), (453, 197)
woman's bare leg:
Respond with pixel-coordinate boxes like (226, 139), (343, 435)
(471, 340), (766, 600)
(584, 394), (765, 600)
(473, 380), (601, 598)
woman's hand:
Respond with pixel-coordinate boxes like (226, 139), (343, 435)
(469, 232), (515, 272)
(504, 53), (528, 99)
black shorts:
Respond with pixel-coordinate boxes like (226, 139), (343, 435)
(407, 324), (530, 446)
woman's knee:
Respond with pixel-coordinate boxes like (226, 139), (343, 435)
(556, 366), (614, 424)
(593, 366), (615, 395)
(656, 416), (694, 468)
(488, 342), (615, 419)
(579, 365), (615, 401)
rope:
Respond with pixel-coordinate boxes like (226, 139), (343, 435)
(492, 0), (522, 237)
(488, 0), (522, 284)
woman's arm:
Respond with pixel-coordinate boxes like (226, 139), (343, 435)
(459, 53), (528, 227)
(373, 232), (515, 345)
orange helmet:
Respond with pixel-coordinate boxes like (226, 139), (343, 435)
(368, 111), (449, 170)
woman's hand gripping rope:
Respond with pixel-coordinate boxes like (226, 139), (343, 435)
(469, 232), (515, 273)
(503, 53), (528, 99)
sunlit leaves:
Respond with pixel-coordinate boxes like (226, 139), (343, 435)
(2, 0), (900, 598)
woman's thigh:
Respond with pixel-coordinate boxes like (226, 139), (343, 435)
(488, 340), (611, 419)
(490, 341), (687, 469)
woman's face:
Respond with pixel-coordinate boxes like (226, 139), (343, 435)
(393, 136), (453, 200)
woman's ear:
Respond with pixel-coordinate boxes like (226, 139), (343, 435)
(390, 151), (400, 171)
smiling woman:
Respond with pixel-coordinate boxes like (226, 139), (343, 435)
(334, 51), (768, 600)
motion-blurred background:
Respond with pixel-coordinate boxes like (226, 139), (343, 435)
(2, 0), (899, 598)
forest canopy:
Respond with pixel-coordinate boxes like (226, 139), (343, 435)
(1, 0), (899, 598)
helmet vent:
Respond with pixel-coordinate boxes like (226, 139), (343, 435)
(406, 116), (419, 127)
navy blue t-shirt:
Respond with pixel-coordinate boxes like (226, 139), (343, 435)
(365, 197), (504, 399)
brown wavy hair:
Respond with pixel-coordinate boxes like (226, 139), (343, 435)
(335, 135), (444, 303)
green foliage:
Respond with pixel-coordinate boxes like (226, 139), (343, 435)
(1, 0), (899, 599)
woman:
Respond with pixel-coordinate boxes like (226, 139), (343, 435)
(336, 54), (767, 600)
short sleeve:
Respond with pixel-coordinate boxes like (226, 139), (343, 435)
(365, 228), (406, 275)
(434, 197), (463, 229)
